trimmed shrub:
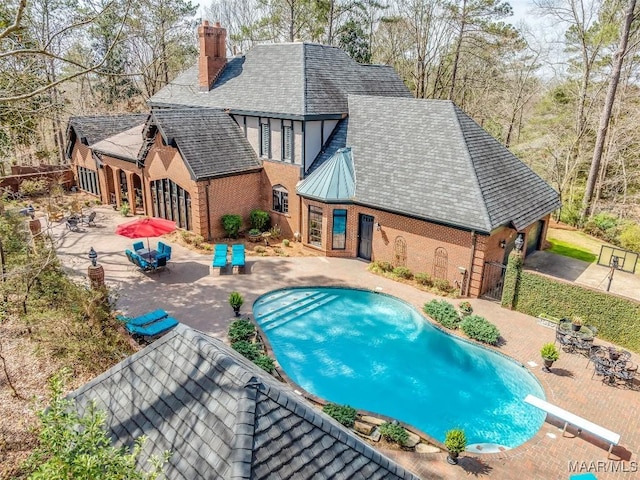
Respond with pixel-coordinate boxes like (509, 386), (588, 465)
(250, 209), (270, 232)
(460, 315), (501, 345)
(540, 343), (559, 361)
(414, 272), (433, 286)
(392, 266), (413, 279)
(228, 319), (255, 343)
(433, 278), (455, 294)
(370, 261), (393, 273)
(379, 422), (409, 445)
(254, 246), (266, 253)
(221, 214), (242, 238)
(323, 403), (357, 427)
(423, 299), (460, 330)
(231, 340), (261, 361)
(254, 354), (275, 373)
(282, 239), (290, 247)
(501, 251), (523, 309)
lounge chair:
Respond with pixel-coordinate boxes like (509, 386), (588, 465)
(116, 309), (169, 327)
(231, 244), (246, 273)
(211, 244), (228, 274)
(154, 255), (168, 272)
(125, 316), (179, 339)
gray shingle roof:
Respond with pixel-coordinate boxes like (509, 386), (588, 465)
(307, 118), (349, 174)
(148, 109), (261, 181)
(68, 325), (420, 480)
(297, 148), (355, 202)
(68, 114), (148, 146)
(149, 43), (411, 116)
(346, 95), (560, 233)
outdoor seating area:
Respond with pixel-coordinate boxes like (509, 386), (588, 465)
(555, 319), (639, 389)
(116, 309), (179, 342)
(125, 240), (172, 273)
(210, 244), (246, 274)
(65, 210), (96, 231)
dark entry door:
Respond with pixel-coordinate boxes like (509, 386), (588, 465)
(358, 214), (374, 261)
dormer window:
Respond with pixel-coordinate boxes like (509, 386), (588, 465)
(283, 125), (293, 161)
(260, 121), (270, 158)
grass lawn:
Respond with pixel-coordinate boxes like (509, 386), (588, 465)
(547, 237), (597, 263)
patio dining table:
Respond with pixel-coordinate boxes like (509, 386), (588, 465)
(137, 248), (158, 261)
(557, 321), (595, 341)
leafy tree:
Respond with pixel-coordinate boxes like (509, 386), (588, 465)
(23, 369), (169, 479)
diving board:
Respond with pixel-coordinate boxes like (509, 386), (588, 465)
(524, 394), (620, 456)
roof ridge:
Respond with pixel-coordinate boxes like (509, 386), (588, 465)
(452, 104), (493, 232)
(302, 43), (309, 115)
(229, 378), (261, 480)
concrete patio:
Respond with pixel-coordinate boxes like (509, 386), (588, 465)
(52, 207), (640, 480)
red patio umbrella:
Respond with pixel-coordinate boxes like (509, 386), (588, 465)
(115, 217), (176, 252)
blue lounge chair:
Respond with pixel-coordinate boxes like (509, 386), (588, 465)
(133, 241), (144, 252)
(211, 244), (227, 272)
(116, 309), (168, 327)
(231, 244), (246, 272)
(125, 316), (179, 338)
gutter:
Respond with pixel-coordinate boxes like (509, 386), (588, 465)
(466, 230), (477, 297)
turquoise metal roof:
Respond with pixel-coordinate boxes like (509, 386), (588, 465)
(297, 147), (355, 202)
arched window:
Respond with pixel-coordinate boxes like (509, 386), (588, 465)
(272, 185), (288, 214)
(394, 236), (407, 267)
(433, 247), (448, 279)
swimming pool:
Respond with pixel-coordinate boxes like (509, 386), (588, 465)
(253, 287), (545, 450)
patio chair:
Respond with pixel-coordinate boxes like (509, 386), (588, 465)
(132, 253), (152, 272)
(66, 217), (79, 232)
(574, 338), (593, 357)
(592, 361), (613, 383)
(157, 243), (172, 261)
(231, 244), (246, 273)
(133, 241), (144, 253)
(80, 211), (96, 226)
(154, 255), (168, 272)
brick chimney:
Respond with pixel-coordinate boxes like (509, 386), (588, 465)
(198, 21), (227, 92)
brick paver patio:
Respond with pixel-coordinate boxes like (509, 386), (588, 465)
(53, 207), (640, 480)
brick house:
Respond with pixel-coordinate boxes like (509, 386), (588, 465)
(66, 21), (560, 297)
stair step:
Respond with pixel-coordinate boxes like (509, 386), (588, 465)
(257, 292), (328, 326)
(263, 295), (338, 331)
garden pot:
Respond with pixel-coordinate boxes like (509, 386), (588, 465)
(233, 307), (240, 317)
(542, 358), (554, 372)
(446, 451), (459, 465)
(609, 351), (620, 361)
(571, 323), (580, 332)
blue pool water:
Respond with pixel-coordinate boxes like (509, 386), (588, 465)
(253, 287), (545, 450)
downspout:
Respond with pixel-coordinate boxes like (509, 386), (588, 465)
(465, 230), (477, 297)
(205, 182), (212, 240)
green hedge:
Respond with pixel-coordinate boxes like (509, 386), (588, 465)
(513, 271), (640, 352)
(460, 315), (501, 345)
(423, 300), (460, 330)
(323, 403), (357, 427)
(501, 251), (522, 309)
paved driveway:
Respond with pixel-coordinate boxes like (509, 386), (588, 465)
(52, 208), (640, 480)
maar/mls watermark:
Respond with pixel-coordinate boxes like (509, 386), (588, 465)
(569, 460), (638, 473)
